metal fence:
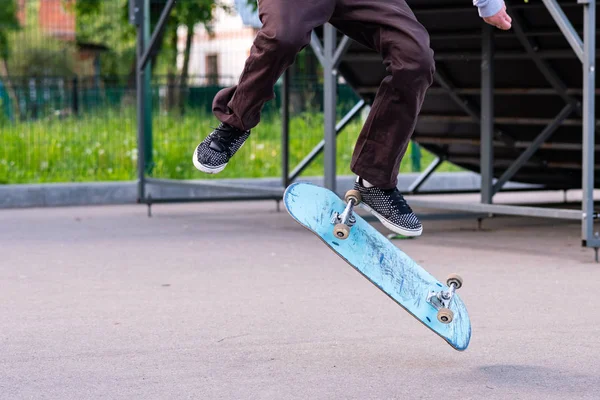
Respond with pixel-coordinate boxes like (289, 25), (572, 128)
(0, 0), (435, 185)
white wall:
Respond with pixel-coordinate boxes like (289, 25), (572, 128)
(178, 0), (257, 86)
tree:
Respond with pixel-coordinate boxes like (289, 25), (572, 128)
(0, 0), (20, 62)
(0, 0), (22, 119)
(68, 0), (136, 80)
(71, 0), (229, 110)
(169, 1), (231, 111)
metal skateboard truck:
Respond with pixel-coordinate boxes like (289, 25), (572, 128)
(331, 189), (361, 239)
(333, 189), (466, 325)
(427, 274), (463, 324)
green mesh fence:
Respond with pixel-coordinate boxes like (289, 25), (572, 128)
(0, 0), (448, 185)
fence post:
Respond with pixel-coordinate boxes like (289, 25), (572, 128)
(142, 0), (154, 176)
(411, 142), (421, 172)
(71, 76), (79, 116)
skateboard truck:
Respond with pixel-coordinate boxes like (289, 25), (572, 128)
(331, 190), (362, 239)
(427, 273), (463, 324)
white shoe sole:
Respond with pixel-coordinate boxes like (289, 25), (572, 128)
(193, 157), (226, 174)
(192, 140), (249, 174)
(192, 144), (228, 174)
(360, 203), (423, 237)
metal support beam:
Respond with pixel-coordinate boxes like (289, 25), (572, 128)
(310, 32), (325, 66)
(281, 68), (290, 188)
(424, 87), (600, 96)
(416, 114), (599, 126)
(542, 0), (584, 62)
(434, 68), (519, 150)
(139, 0), (177, 70)
(142, 0), (153, 177)
(345, 50), (582, 62)
(492, 103), (575, 194)
(407, 198), (583, 220)
(581, 0), (598, 247)
(289, 99), (366, 182)
(308, 26), (352, 191)
(323, 24), (337, 191)
(408, 156), (445, 194)
(332, 36), (352, 69)
(481, 24), (495, 204)
(434, 71), (480, 122)
(509, 8), (581, 114)
(134, 0), (148, 201)
(132, 0), (175, 201)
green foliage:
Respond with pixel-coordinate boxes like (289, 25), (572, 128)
(0, 0), (21, 60)
(0, 106), (462, 184)
(246, 0), (258, 12)
(175, 0), (222, 27)
(70, 0), (233, 79)
(5, 0), (76, 77)
(9, 38), (76, 77)
(73, 0), (136, 78)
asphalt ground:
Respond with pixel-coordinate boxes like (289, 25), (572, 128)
(1, 196), (599, 399)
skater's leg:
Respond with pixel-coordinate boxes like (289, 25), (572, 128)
(329, 0), (435, 236)
(193, 0), (336, 174)
(213, 0), (337, 131)
(330, 0), (435, 189)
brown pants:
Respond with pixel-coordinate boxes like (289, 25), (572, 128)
(212, 0), (435, 189)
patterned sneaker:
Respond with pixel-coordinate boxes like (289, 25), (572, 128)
(354, 177), (423, 237)
(193, 122), (250, 174)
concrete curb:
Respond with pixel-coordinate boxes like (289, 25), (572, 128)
(0, 172), (537, 209)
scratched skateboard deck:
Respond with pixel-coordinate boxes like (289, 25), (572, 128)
(283, 182), (471, 351)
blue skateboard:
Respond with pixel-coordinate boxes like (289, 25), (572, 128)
(283, 182), (471, 351)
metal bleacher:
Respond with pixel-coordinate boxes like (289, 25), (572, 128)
(306, 0), (599, 253)
(323, 0), (595, 189)
(137, 0), (598, 254)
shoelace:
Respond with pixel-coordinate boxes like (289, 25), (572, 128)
(384, 188), (413, 213)
(209, 124), (243, 153)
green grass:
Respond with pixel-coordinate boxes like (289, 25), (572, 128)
(0, 107), (463, 184)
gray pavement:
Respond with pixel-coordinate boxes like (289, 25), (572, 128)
(1, 199), (599, 399)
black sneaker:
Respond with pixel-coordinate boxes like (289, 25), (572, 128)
(354, 177), (423, 237)
(193, 122), (250, 174)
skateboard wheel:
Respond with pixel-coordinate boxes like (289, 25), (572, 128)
(344, 190), (361, 205)
(437, 308), (454, 324)
(333, 223), (350, 239)
(446, 273), (463, 289)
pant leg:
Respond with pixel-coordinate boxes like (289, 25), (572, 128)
(329, 0), (435, 189)
(212, 0), (336, 131)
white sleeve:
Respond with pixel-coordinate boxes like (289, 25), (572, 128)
(473, 0), (504, 18)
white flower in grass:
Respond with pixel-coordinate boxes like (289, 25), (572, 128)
(98, 149), (105, 156)
(256, 143), (265, 150)
(250, 153), (256, 161)
(40, 161), (49, 170)
(85, 149), (92, 155)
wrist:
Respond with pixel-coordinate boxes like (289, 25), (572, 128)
(474, 0), (504, 18)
